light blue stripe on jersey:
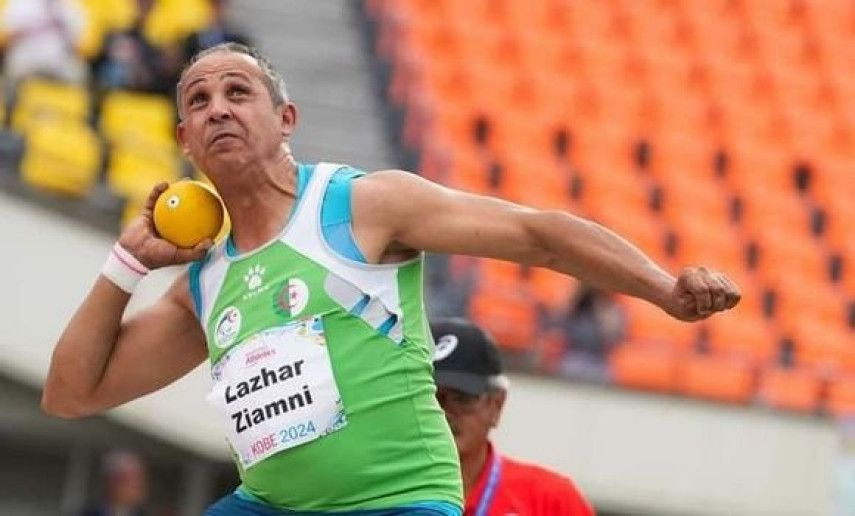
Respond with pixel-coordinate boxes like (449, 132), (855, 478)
(320, 166), (368, 263)
(188, 249), (211, 318)
(377, 314), (398, 336)
(221, 163), (367, 263)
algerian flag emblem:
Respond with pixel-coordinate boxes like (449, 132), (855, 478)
(273, 277), (309, 318)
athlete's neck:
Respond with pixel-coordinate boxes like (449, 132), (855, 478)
(216, 150), (300, 253)
(461, 440), (490, 497)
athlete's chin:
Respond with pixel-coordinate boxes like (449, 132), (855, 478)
(206, 150), (252, 169)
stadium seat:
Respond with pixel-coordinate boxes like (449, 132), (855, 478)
(753, 226), (827, 286)
(11, 80), (90, 135)
(77, 0), (136, 58)
(792, 318), (855, 374)
(99, 91), (176, 146)
(659, 174), (731, 225)
(827, 375), (855, 417)
(476, 259), (524, 290)
(528, 267), (577, 313)
(145, 0), (212, 47)
(705, 312), (775, 363)
(670, 220), (746, 272)
(469, 286), (538, 352)
(757, 366), (821, 413)
(20, 120), (100, 197)
(581, 174), (648, 215)
(594, 209), (668, 264)
(497, 151), (570, 209)
(429, 146), (491, 193)
(609, 343), (679, 393)
(106, 143), (182, 201)
(677, 354), (755, 404)
(619, 298), (697, 351)
(773, 277), (847, 327)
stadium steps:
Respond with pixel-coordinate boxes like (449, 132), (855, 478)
(232, 0), (395, 170)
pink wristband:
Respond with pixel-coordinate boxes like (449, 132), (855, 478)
(102, 243), (149, 293)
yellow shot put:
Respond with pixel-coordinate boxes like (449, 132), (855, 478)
(153, 180), (225, 248)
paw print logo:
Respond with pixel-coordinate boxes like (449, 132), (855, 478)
(244, 264), (266, 291)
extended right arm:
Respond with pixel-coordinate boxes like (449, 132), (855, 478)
(42, 183), (211, 418)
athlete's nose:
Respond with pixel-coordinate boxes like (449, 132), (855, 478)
(208, 93), (233, 122)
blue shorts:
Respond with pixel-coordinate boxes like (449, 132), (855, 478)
(204, 493), (462, 516)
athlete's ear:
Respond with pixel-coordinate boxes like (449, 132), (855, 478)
(176, 121), (190, 156)
(280, 101), (298, 140)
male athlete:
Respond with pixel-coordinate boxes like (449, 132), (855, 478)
(42, 43), (741, 515)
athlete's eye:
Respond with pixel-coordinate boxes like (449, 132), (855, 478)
(228, 86), (249, 98)
(188, 93), (207, 107)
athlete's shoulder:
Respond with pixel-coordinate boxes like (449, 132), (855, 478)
(352, 168), (443, 202)
(502, 455), (594, 515)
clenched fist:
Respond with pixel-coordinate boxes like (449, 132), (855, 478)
(118, 183), (213, 269)
(664, 266), (741, 321)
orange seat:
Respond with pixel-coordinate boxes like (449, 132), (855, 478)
(792, 318), (855, 374)
(469, 287), (538, 352)
(475, 259), (524, 291)
(757, 366), (821, 413)
(579, 167), (649, 217)
(726, 146), (797, 196)
(609, 343), (679, 392)
(828, 374), (855, 417)
(594, 209), (668, 263)
(527, 267), (577, 312)
(619, 298), (697, 350)
(841, 240), (855, 297)
(436, 146), (491, 193)
(754, 226), (828, 285)
(671, 221), (746, 272)
(705, 312), (776, 363)
(677, 354), (755, 404)
(771, 277), (846, 328)
(660, 174), (731, 227)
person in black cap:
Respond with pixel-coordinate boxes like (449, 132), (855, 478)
(431, 318), (594, 516)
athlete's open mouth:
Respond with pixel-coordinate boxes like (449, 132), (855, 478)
(210, 132), (240, 145)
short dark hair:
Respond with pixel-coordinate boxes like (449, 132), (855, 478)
(176, 43), (289, 118)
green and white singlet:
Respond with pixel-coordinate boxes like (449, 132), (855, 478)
(189, 162), (463, 512)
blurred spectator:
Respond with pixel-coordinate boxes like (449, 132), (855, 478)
(181, 0), (251, 62)
(2, 0), (87, 86)
(92, 0), (179, 95)
(80, 450), (149, 516)
(431, 318), (594, 515)
(559, 286), (626, 382)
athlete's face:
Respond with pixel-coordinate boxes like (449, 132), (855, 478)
(437, 387), (505, 458)
(176, 52), (297, 175)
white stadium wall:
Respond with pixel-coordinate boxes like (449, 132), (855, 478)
(0, 190), (837, 515)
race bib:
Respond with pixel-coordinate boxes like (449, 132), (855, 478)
(206, 316), (347, 469)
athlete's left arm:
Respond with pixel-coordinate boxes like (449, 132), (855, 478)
(351, 170), (740, 322)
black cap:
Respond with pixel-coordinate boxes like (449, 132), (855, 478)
(430, 318), (508, 395)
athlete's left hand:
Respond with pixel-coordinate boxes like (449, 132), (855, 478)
(664, 266), (741, 321)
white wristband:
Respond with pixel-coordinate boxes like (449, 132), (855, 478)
(102, 243), (149, 294)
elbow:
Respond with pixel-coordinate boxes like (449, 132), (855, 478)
(40, 386), (93, 419)
(524, 210), (581, 270)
